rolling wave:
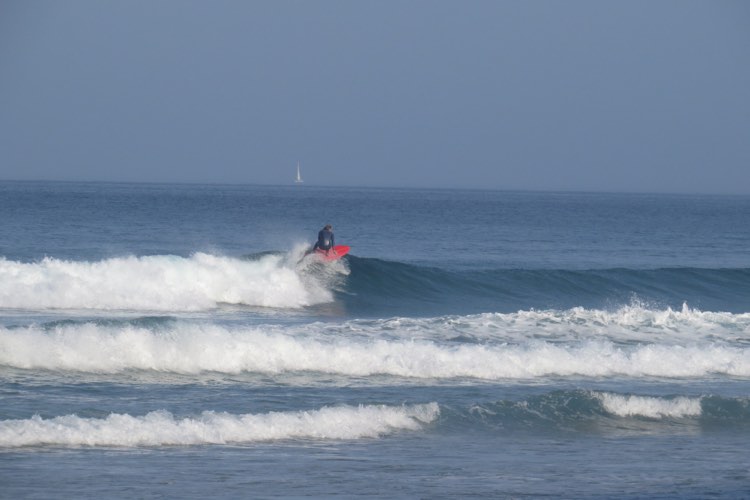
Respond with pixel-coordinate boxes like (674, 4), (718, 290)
(2, 307), (748, 379)
(0, 252), (748, 314)
(0, 403), (439, 448)
(3, 392), (748, 448)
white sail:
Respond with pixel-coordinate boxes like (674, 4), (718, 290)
(295, 162), (303, 183)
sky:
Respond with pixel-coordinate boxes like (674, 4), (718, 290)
(1, 0), (749, 193)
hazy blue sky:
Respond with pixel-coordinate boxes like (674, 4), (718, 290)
(1, 0), (749, 193)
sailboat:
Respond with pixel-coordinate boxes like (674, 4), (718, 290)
(295, 162), (303, 184)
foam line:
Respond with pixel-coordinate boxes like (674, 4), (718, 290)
(0, 403), (439, 448)
(2, 321), (748, 379)
(367, 302), (750, 344)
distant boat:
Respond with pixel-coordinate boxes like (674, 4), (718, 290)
(295, 162), (303, 184)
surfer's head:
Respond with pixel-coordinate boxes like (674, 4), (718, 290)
(324, 224), (332, 230)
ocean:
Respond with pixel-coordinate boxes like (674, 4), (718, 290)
(1, 181), (749, 498)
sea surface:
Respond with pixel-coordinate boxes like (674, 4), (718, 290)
(1, 181), (749, 498)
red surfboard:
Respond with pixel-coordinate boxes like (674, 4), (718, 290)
(314, 245), (350, 261)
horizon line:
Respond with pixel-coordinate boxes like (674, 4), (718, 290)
(0, 178), (748, 198)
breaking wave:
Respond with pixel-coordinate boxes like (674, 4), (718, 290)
(2, 305), (748, 379)
(0, 251), (344, 311)
(1, 251), (749, 315)
(0, 403), (439, 448)
(3, 392), (749, 449)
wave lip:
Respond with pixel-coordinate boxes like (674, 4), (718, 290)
(0, 252), (336, 311)
(0, 403), (439, 448)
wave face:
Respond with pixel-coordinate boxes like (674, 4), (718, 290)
(2, 305), (748, 379)
(0, 403), (439, 448)
(344, 258), (750, 315)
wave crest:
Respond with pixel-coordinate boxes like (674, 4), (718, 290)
(0, 403), (439, 448)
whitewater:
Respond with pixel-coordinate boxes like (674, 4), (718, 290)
(2, 306), (749, 378)
(2, 182), (749, 498)
(0, 251), (338, 310)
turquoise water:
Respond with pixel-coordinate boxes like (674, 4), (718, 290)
(1, 182), (749, 498)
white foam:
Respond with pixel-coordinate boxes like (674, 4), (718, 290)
(595, 392), (702, 418)
(2, 320), (749, 379)
(0, 253), (335, 311)
(350, 303), (750, 345)
(0, 403), (439, 448)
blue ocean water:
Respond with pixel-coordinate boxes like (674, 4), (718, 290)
(1, 181), (749, 498)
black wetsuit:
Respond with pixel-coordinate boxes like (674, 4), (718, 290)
(314, 229), (334, 251)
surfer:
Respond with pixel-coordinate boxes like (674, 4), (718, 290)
(299, 224), (348, 263)
(312, 224), (336, 255)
